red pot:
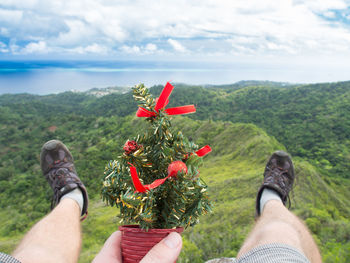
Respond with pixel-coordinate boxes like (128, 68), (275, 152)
(119, 225), (184, 263)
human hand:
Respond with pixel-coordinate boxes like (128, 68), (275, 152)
(93, 231), (182, 263)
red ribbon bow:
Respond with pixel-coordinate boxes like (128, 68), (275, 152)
(129, 145), (212, 193)
(195, 145), (212, 157)
(136, 82), (196, 117)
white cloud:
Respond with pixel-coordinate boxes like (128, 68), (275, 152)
(21, 41), (49, 54)
(145, 43), (157, 52)
(0, 0), (38, 9)
(9, 42), (20, 54)
(0, 42), (9, 53)
(300, 0), (347, 12)
(0, 0), (350, 58)
(23, 41), (49, 54)
(54, 20), (96, 47)
(323, 11), (336, 18)
(0, 27), (9, 36)
(119, 43), (161, 55)
(167, 39), (187, 52)
(120, 45), (141, 54)
(67, 43), (110, 54)
(84, 43), (108, 54)
(0, 8), (23, 24)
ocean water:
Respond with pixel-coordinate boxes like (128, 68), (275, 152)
(0, 60), (246, 95)
(1, 60), (348, 95)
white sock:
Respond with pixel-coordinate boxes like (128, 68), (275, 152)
(259, 188), (282, 214)
(61, 188), (84, 215)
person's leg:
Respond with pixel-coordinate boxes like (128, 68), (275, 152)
(237, 200), (322, 263)
(10, 140), (89, 263)
(237, 151), (321, 263)
(12, 198), (81, 263)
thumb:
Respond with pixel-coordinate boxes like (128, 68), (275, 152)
(140, 232), (182, 263)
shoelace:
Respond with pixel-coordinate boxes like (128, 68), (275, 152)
(266, 166), (292, 209)
(46, 164), (88, 221)
(48, 167), (74, 209)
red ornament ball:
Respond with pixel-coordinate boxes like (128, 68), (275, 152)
(123, 140), (140, 155)
(168, 161), (188, 178)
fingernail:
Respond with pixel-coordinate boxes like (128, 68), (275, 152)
(163, 232), (181, 249)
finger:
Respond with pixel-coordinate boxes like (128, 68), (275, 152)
(140, 232), (182, 263)
(92, 231), (122, 263)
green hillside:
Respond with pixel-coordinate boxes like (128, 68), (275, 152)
(1, 82), (350, 262)
(1, 117), (349, 262)
(3, 80), (349, 179)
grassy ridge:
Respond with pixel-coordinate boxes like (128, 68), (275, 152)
(1, 119), (349, 262)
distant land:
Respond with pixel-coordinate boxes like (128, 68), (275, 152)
(84, 80), (298, 97)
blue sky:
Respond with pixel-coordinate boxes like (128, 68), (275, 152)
(1, 0), (350, 83)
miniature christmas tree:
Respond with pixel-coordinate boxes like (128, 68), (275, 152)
(101, 82), (212, 230)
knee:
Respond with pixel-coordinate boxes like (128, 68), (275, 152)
(256, 220), (302, 249)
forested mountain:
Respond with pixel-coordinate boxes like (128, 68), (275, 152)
(1, 81), (350, 262)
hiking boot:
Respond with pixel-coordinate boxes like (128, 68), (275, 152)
(40, 140), (88, 220)
(256, 150), (295, 216)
